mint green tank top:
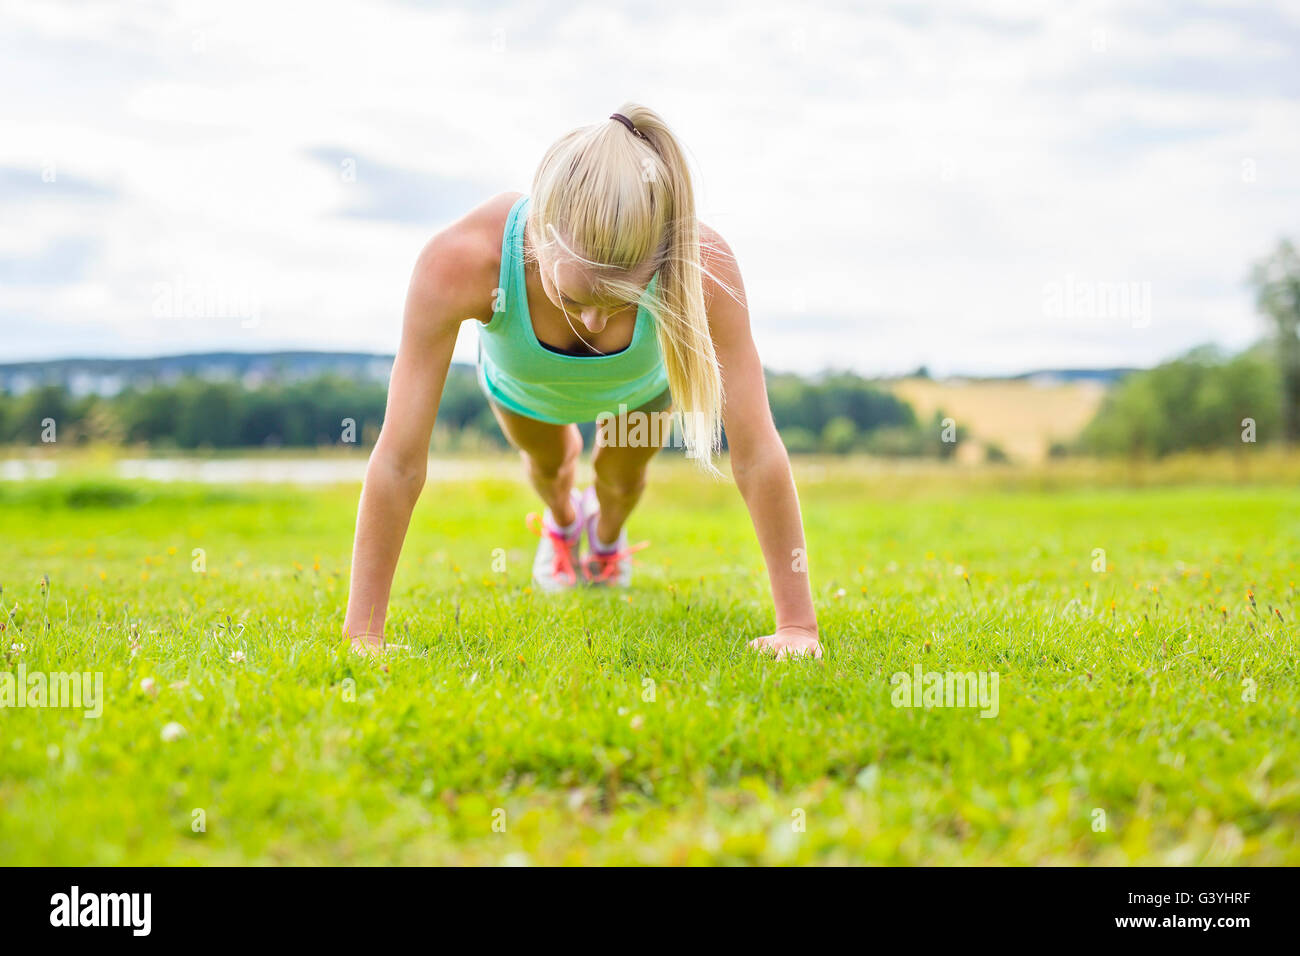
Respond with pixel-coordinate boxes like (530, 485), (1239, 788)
(475, 195), (670, 425)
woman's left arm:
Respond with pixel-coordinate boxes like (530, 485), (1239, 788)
(702, 227), (822, 660)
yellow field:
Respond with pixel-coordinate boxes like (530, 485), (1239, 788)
(887, 377), (1108, 463)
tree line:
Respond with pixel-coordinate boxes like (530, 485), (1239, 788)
(0, 365), (940, 455)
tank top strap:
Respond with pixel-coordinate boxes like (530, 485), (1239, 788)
(486, 195), (530, 333)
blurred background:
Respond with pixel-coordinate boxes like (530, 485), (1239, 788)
(2, 0), (1298, 472)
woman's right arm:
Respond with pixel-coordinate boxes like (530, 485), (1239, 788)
(343, 229), (478, 651)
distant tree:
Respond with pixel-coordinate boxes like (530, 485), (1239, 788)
(9, 385), (73, 443)
(1080, 347), (1280, 457)
(119, 386), (181, 445)
(1251, 239), (1300, 443)
(79, 399), (125, 445)
(778, 426), (819, 454)
(984, 442), (1009, 463)
(176, 381), (241, 448)
(821, 416), (859, 454)
(766, 371), (915, 436)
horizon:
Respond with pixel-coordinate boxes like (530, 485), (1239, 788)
(0, 345), (1151, 383)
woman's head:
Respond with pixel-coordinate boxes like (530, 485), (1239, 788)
(527, 102), (726, 472)
(532, 242), (657, 337)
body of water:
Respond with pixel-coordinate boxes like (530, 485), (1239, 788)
(0, 457), (516, 484)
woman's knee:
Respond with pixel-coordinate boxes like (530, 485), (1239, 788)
(593, 455), (648, 500)
(524, 425), (582, 479)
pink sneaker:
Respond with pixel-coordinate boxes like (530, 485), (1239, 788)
(526, 489), (584, 592)
(579, 487), (649, 587)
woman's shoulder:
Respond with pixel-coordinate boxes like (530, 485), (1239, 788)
(697, 221), (744, 313)
(454, 190), (525, 249)
(409, 192), (524, 320)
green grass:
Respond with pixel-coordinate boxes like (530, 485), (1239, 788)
(1, 460), (1297, 864)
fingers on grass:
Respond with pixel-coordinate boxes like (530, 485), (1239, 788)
(350, 639), (408, 658)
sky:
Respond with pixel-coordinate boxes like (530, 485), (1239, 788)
(1, 0), (1298, 376)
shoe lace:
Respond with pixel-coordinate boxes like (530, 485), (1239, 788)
(585, 540), (650, 583)
(526, 512), (579, 586)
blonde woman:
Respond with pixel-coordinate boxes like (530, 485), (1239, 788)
(344, 104), (821, 661)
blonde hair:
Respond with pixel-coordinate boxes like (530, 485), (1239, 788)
(527, 102), (728, 473)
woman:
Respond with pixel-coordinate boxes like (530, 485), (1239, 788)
(344, 103), (821, 661)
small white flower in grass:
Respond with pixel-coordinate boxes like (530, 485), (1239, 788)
(9, 643), (25, 654)
(228, 650), (245, 664)
(140, 677), (158, 697)
(834, 588), (847, 599)
(160, 722), (186, 742)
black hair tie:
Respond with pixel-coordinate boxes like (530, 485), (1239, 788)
(609, 113), (648, 141)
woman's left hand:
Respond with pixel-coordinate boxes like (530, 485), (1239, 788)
(748, 626), (822, 661)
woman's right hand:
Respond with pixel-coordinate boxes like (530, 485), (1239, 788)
(349, 634), (407, 657)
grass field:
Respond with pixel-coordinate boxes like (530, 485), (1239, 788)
(1, 457), (1297, 864)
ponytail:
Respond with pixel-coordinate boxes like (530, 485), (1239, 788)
(529, 102), (728, 473)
